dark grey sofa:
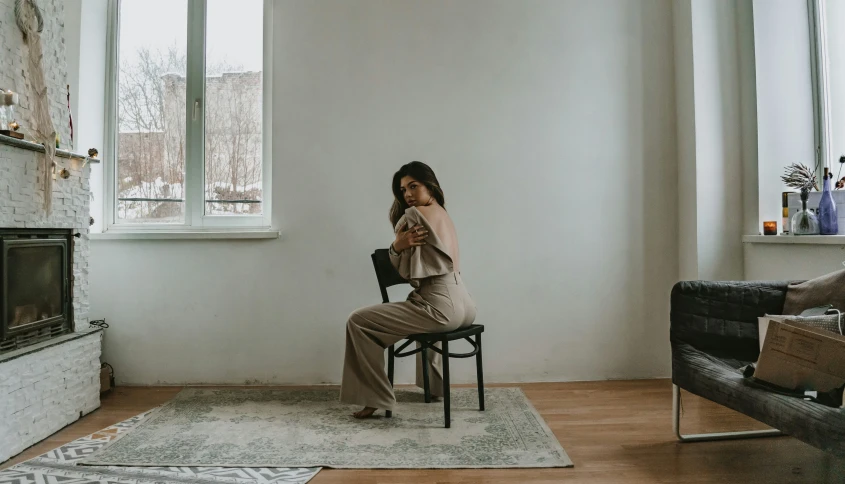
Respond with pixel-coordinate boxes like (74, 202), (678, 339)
(670, 280), (845, 456)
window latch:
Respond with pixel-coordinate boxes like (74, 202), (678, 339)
(193, 99), (201, 121)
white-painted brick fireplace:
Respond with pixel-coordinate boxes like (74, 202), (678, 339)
(0, 143), (102, 464)
(0, 331), (101, 463)
(0, 147), (92, 328)
(0, 0), (101, 464)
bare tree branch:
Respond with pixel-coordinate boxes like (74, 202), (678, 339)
(118, 46), (262, 220)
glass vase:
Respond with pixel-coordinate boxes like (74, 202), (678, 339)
(792, 189), (820, 235)
(819, 168), (839, 234)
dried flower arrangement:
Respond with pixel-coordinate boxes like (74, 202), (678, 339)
(781, 163), (818, 191)
(782, 163), (818, 233)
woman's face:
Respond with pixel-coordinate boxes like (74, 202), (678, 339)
(399, 176), (432, 207)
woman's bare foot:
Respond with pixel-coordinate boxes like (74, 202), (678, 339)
(352, 407), (377, 419)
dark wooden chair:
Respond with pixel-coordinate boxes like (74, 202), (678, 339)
(371, 248), (485, 428)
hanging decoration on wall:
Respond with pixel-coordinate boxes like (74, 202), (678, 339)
(14, 0), (43, 34)
(67, 84), (73, 147)
(15, 0), (58, 213)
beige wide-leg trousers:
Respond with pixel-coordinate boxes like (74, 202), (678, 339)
(340, 273), (476, 411)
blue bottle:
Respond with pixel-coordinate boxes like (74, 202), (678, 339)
(819, 167), (839, 235)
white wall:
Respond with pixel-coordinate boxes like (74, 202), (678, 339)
(673, 0), (698, 281)
(64, 0), (107, 232)
(745, 243), (845, 280)
(691, 0), (744, 281)
(737, 0), (759, 237)
(752, 0), (815, 230)
(64, 0), (81, 147)
(673, 0), (745, 281)
(89, 0), (678, 385)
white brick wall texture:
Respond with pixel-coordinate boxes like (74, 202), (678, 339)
(0, 146), (92, 330)
(0, 0), (100, 462)
(0, 0), (73, 148)
(0, 144), (98, 466)
(0, 331), (102, 463)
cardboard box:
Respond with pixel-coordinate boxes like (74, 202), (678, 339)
(754, 319), (845, 393)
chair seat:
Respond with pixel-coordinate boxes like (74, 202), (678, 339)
(408, 324), (484, 342)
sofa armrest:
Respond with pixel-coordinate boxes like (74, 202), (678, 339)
(670, 280), (790, 361)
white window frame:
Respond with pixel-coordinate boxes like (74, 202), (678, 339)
(810, 0), (833, 175)
(102, 0), (273, 234)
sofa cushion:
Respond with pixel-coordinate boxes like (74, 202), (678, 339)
(783, 268), (845, 314)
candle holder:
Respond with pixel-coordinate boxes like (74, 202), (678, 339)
(763, 221), (778, 235)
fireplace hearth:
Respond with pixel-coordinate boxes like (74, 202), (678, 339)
(0, 228), (74, 353)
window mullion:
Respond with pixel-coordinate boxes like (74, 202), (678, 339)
(185, 0), (207, 227)
(809, 0), (833, 177)
(261, 0), (273, 229)
(105, 0), (120, 229)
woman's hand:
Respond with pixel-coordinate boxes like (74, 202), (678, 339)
(393, 223), (428, 252)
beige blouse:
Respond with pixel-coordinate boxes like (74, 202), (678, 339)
(389, 207), (455, 283)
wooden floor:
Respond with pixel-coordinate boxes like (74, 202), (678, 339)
(2, 380), (843, 483)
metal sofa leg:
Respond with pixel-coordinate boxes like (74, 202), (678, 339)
(673, 384), (783, 442)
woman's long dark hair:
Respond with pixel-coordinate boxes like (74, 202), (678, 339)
(389, 161), (446, 227)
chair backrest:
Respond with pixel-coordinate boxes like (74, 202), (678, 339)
(371, 249), (407, 303)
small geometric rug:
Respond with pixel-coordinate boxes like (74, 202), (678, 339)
(0, 411), (320, 484)
(78, 387), (572, 469)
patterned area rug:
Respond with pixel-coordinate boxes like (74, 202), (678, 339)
(0, 412), (320, 484)
(78, 388), (572, 469)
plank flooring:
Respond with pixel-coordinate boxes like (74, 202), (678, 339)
(3, 380), (843, 483)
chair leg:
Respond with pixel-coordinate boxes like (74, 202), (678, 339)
(386, 345), (395, 418)
(672, 384), (782, 441)
(476, 333), (485, 411)
(388, 345), (395, 387)
(421, 345), (431, 403)
(443, 338), (451, 428)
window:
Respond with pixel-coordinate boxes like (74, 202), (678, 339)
(105, 0), (271, 231)
(817, 0), (845, 182)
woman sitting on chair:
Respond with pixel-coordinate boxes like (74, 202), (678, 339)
(340, 161), (477, 419)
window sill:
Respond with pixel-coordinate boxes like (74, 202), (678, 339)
(90, 229), (280, 240)
(743, 235), (845, 245)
